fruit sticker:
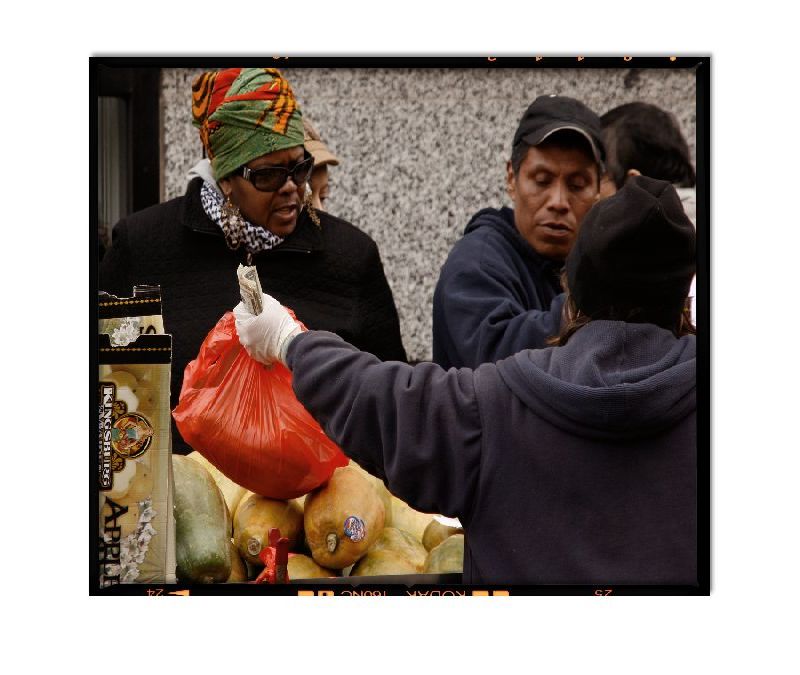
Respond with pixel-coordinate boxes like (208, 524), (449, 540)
(343, 516), (366, 543)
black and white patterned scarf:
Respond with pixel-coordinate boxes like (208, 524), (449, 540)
(200, 181), (284, 257)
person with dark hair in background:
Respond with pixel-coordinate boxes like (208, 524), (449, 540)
(599, 101), (697, 322)
(432, 95), (606, 370)
(599, 101), (695, 196)
(234, 175), (698, 585)
(100, 67), (407, 456)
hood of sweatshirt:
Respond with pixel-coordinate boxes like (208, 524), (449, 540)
(464, 206), (564, 276)
(495, 320), (696, 441)
(186, 158), (222, 197)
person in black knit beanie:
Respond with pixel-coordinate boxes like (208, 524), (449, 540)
(234, 174), (699, 585)
(564, 173), (695, 337)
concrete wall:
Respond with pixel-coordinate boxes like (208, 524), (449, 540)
(162, 67), (697, 362)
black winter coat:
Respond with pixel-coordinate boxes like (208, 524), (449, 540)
(99, 177), (407, 454)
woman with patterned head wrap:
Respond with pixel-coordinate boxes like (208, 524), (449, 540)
(191, 68), (314, 250)
(100, 67), (407, 455)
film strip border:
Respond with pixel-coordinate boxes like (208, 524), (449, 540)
(94, 582), (705, 596)
(93, 55), (706, 69)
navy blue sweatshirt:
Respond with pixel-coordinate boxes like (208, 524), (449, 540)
(287, 320), (697, 585)
(432, 207), (566, 369)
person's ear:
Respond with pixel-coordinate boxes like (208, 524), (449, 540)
(506, 160), (516, 201)
(218, 177), (233, 200)
(625, 168), (641, 181)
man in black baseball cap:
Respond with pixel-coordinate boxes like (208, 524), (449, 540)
(433, 95), (606, 369)
(512, 94), (606, 168)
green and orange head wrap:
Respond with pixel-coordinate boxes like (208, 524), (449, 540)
(191, 67), (305, 180)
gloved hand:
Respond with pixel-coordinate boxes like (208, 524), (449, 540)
(233, 292), (304, 365)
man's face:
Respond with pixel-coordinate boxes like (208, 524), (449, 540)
(507, 142), (600, 261)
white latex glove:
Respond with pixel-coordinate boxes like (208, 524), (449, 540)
(233, 292), (303, 365)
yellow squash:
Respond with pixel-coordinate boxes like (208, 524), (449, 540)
(304, 466), (385, 569)
(368, 527), (428, 571)
(348, 460), (393, 527)
(287, 554), (339, 580)
(351, 550), (419, 577)
(422, 519), (464, 552)
(424, 534), (465, 575)
(226, 539), (248, 583)
(389, 495), (435, 543)
(234, 493), (303, 565)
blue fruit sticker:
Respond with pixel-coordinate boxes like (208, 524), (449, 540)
(343, 516), (366, 542)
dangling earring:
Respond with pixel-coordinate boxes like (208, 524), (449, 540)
(301, 183), (321, 228)
(220, 195), (246, 250)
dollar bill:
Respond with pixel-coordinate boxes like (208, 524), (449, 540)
(237, 264), (264, 315)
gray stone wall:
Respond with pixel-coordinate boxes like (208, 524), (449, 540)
(161, 67), (696, 362)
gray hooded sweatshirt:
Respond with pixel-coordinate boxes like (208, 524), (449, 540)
(287, 319), (697, 586)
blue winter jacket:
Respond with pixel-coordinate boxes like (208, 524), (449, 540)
(287, 320), (697, 586)
(432, 206), (566, 369)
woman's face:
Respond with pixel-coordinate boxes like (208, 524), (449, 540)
(219, 145), (307, 238)
(309, 164), (329, 211)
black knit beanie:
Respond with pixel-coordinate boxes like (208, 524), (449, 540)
(565, 175), (696, 328)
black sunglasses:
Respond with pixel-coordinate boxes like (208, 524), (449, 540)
(236, 153), (314, 192)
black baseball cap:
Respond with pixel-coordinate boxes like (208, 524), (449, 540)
(513, 95), (606, 169)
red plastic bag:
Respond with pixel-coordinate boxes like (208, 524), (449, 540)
(172, 311), (348, 499)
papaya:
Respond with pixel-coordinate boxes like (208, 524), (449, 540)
(424, 534), (465, 575)
(348, 460), (393, 527)
(422, 519), (464, 552)
(234, 493), (303, 565)
(226, 540), (248, 583)
(304, 465), (385, 569)
(233, 490), (254, 523)
(290, 495), (307, 515)
(186, 451), (249, 528)
(172, 454), (232, 583)
(368, 527), (427, 571)
(389, 495), (435, 543)
(288, 553), (339, 580)
(350, 550), (419, 577)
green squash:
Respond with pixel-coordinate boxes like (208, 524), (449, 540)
(173, 454), (232, 583)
